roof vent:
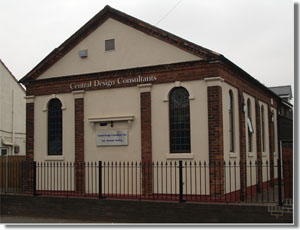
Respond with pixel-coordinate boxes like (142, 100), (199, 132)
(78, 49), (88, 58)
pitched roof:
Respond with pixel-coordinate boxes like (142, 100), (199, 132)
(19, 5), (220, 84)
(269, 85), (293, 99)
(0, 59), (26, 92)
(17, 5), (285, 103)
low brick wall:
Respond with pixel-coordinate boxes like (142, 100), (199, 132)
(0, 194), (292, 224)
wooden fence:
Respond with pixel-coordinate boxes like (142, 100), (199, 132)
(0, 156), (26, 192)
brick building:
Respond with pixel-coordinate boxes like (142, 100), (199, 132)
(19, 6), (289, 197)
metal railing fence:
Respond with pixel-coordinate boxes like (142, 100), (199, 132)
(0, 159), (292, 204)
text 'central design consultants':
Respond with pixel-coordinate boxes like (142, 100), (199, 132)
(70, 75), (157, 90)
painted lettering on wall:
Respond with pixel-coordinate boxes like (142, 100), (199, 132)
(69, 75), (157, 90)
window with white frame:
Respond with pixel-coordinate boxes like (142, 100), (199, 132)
(247, 99), (253, 152)
(48, 98), (63, 155)
(169, 87), (191, 153)
(1, 148), (8, 156)
(229, 90), (234, 152)
(261, 105), (265, 152)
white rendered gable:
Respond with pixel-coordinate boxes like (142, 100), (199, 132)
(37, 18), (201, 80)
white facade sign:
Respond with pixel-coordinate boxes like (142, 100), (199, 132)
(96, 130), (128, 146)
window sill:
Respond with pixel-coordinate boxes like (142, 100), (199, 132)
(262, 153), (268, 157)
(45, 155), (64, 161)
(229, 152), (237, 158)
(247, 153), (255, 158)
(166, 153), (194, 160)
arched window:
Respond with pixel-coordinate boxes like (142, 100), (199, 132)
(271, 110), (276, 153)
(48, 98), (62, 155)
(229, 90), (234, 152)
(261, 105), (265, 152)
(247, 99), (253, 152)
(169, 87), (191, 153)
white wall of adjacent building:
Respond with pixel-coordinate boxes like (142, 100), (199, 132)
(0, 60), (26, 156)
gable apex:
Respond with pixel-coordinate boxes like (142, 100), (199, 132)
(20, 5), (220, 84)
(1, 59), (26, 92)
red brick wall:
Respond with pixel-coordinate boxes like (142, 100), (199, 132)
(282, 144), (293, 199)
(25, 102), (34, 192)
(75, 98), (85, 192)
(25, 61), (218, 97)
(268, 106), (274, 185)
(26, 103), (34, 161)
(207, 86), (224, 197)
(238, 90), (246, 200)
(255, 99), (262, 192)
(140, 92), (152, 195)
(218, 64), (278, 109)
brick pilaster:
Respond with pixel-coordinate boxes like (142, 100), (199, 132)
(238, 90), (247, 200)
(25, 96), (35, 162)
(73, 91), (85, 193)
(207, 85), (224, 197)
(138, 84), (152, 196)
(268, 106), (274, 185)
(255, 99), (262, 192)
(25, 96), (35, 193)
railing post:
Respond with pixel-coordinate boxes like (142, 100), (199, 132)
(277, 159), (283, 206)
(179, 160), (183, 203)
(33, 161), (36, 196)
(98, 161), (102, 199)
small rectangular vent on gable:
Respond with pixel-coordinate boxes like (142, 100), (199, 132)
(78, 49), (88, 58)
(105, 39), (115, 51)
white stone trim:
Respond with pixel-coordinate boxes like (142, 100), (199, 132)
(163, 81), (195, 102)
(45, 155), (64, 161)
(88, 115), (134, 127)
(166, 153), (194, 160)
(24, 95), (35, 103)
(72, 90), (85, 99)
(229, 152), (238, 159)
(137, 83), (152, 93)
(88, 115), (134, 123)
(43, 94), (66, 112)
(204, 76), (224, 87)
(247, 152), (255, 158)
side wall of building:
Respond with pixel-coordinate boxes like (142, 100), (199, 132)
(0, 62), (26, 156)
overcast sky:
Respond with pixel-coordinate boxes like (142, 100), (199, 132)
(0, 0), (294, 93)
